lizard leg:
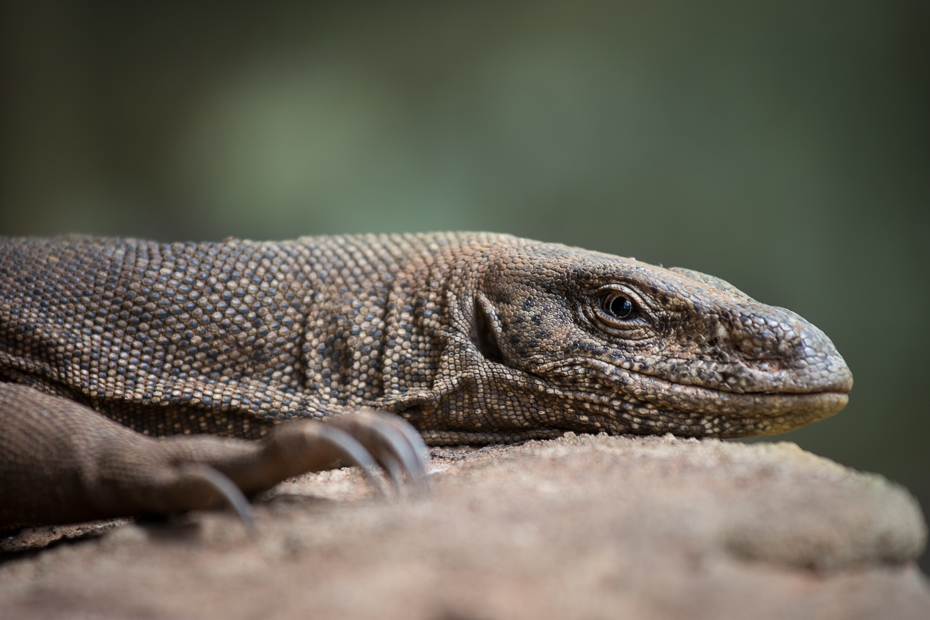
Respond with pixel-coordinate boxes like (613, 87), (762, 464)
(0, 383), (427, 528)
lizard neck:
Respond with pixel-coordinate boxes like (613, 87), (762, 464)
(351, 233), (567, 437)
(295, 233), (505, 412)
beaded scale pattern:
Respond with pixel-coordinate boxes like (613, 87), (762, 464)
(0, 232), (852, 527)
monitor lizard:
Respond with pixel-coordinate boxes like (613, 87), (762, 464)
(0, 233), (852, 528)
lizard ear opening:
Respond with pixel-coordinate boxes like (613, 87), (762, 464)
(473, 295), (505, 364)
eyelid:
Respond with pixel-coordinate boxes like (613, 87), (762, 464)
(585, 284), (657, 340)
(592, 284), (651, 312)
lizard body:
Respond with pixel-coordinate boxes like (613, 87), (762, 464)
(0, 233), (852, 527)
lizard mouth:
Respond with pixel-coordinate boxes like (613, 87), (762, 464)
(529, 358), (851, 428)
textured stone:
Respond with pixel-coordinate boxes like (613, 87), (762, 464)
(1, 435), (927, 620)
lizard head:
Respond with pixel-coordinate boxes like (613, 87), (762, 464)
(470, 241), (853, 437)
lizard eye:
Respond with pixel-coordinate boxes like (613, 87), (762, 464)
(601, 292), (636, 320)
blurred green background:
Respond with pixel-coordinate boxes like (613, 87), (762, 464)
(2, 2), (927, 568)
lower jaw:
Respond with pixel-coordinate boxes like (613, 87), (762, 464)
(569, 392), (849, 438)
(719, 391), (850, 434)
(712, 391), (849, 436)
(647, 390), (849, 426)
(712, 406), (841, 437)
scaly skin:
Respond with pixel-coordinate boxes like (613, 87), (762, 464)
(0, 233), (852, 526)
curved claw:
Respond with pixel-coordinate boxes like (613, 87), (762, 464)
(368, 415), (430, 496)
(181, 464), (258, 535)
(377, 449), (405, 494)
(371, 412), (431, 492)
(328, 409), (431, 496)
(311, 425), (387, 497)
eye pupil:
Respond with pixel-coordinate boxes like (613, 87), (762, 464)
(606, 295), (634, 319)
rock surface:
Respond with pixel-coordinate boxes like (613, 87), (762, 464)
(1, 434), (928, 619)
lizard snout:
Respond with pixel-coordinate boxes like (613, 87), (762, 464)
(722, 305), (853, 395)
